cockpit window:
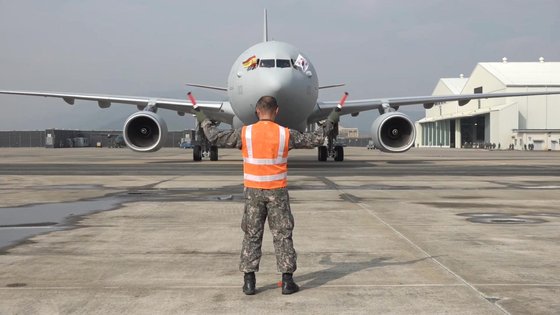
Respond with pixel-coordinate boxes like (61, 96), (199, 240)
(260, 59), (275, 68)
(276, 59), (291, 68)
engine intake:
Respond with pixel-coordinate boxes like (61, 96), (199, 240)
(123, 111), (167, 152)
(370, 112), (415, 153)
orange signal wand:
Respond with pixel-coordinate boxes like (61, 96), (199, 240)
(337, 92), (349, 110)
(187, 92), (197, 109)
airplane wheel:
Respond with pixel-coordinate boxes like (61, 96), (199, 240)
(318, 146), (327, 161)
(193, 145), (202, 161)
(334, 146), (344, 162)
(210, 146), (218, 161)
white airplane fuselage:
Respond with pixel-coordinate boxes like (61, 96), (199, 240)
(227, 41), (318, 131)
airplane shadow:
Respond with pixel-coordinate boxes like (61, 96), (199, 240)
(257, 255), (431, 293)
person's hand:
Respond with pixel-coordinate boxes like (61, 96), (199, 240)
(327, 92), (347, 123)
(194, 110), (207, 123)
(327, 110), (339, 124)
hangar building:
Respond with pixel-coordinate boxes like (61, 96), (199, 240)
(416, 59), (560, 150)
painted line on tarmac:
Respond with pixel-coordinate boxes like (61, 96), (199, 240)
(328, 182), (511, 315)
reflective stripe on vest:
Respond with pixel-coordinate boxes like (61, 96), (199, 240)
(242, 122), (289, 189)
(244, 172), (288, 182)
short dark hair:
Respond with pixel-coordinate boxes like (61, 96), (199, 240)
(255, 96), (278, 113)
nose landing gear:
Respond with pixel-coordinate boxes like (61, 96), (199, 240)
(193, 144), (219, 161)
(317, 144), (344, 162)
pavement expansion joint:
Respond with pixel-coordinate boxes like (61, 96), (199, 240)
(319, 175), (512, 315)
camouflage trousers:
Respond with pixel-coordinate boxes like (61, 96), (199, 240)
(239, 187), (297, 273)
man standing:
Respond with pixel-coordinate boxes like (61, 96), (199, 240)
(195, 96), (338, 295)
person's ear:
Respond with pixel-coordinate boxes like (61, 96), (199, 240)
(275, 107), (279, 115)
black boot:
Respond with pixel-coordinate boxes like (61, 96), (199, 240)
(281, 273), (299, 295)
(243, 272), (256, 295)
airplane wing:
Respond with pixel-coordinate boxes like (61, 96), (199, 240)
(0, 90), (235, 124)
(309, 90), (560, 122)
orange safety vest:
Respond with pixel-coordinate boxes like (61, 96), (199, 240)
(241, 121), (290, 189)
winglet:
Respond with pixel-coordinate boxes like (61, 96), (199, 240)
(263, 9), (268, 42)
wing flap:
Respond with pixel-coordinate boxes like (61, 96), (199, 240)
(0, 89), (234, 124)
(0, 90), (223, 110)
(310, 90), (560, 123)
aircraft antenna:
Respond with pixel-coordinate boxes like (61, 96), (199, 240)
(263, 9), (268, 42)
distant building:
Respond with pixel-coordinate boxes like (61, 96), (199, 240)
(0, 130), (46, 147)
(338, 125), (359, 138)
(0, 129), (187, 148)
(416, 59), (560, 150)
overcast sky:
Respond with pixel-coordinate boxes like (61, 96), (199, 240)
(0, 0), (558, 134)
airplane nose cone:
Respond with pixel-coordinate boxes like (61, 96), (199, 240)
(262, 72), (293, 97)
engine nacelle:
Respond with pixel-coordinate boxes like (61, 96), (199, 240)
(123, 111), (168, 152)
(370, 112), (415, 153)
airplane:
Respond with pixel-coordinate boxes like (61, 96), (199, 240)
(1, 10), (559, 162)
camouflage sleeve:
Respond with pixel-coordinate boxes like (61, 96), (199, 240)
(289, 120), (334, 149)
(201, 119), (243, 149)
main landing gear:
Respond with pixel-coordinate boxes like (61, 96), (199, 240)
(193, 122), (219, 161)
(193, 144), (218, 161)
(317, 122), (344, 162)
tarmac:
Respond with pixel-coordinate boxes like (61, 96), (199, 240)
(0, 147), (559, 314)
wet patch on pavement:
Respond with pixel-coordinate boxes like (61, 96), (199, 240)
(522, 212), (560, 217)
(0, 194), (128, 252)
(420, 202), (496, 209)
(490, 180), (560, 190)
(457, 213), (549, 224)
(28, 184), (105, 190)
(0, 222), (58, 228)
(0, 183), (246, 252)
(339, 193), (362, 203)
(385, 160), (430, 165)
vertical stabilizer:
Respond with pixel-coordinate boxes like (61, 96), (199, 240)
(263, 9), (268, 42)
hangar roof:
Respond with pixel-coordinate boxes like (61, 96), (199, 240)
(440, 78), (468, 94)
(479, 62), (560, 86)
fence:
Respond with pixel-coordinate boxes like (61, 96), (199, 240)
(0, 130), (187, 148)
(0, 130), (370, 148)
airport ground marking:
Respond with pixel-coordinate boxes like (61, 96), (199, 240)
(323, 177), (511, 315)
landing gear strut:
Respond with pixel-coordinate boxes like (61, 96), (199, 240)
(317, 122), (344, 162)
(193, 121), (219, 161)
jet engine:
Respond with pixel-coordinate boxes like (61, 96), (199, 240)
(123, 111), (168, 152)
(370, 112), (415, 153)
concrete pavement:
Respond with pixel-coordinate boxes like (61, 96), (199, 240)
(0, 147), (559, 314)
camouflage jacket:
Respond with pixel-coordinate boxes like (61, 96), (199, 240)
(200, 119), (335, 150)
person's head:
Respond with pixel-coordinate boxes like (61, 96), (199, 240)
(255, 96), (279, 120)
